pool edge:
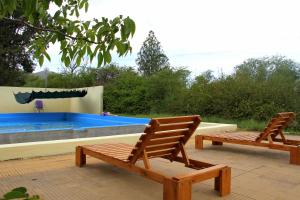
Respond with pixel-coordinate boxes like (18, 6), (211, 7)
(0, 123), (237, 161)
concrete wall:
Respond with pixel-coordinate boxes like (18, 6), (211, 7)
(70, 86), (103, 114)
(0, 86), (103, 114)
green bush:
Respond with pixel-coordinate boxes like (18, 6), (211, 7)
(1, 187), (40, 200)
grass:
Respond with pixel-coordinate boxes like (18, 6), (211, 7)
(121, 113), (300, 135)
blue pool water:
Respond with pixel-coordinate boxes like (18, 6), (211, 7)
(0, 113), (150, 134)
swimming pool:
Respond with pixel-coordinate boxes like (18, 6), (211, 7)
(0, 113), (150, 144)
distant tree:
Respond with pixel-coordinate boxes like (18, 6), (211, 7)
(95, 63), (136, 86)
(136, 30), (169, 76)
(0, 8), (35, 86)
(103, 68), (149, 114)
(146, 68), (190, 113)
(23, 74), (44, 88)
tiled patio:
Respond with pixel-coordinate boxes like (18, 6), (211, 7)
(0, 135), (300, 200)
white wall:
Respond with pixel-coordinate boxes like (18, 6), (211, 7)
(0, 86), (103, 114)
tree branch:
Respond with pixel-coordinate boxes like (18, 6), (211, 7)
(4, 17), (101, 45)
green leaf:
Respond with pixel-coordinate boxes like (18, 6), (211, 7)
(4, 187), (27, 199)
(85, 2), (89, 12)
(83, 21), (90, 30)
(38, 55), (44, 66)
(97, 52), (103, 67)
(54, 0), (63, 6)
(76, 54), (82, 66)
(79, 0), (85, 9)
(87, 46), (92, 56)
(75, 7), (79, 17)
(11, 187), (27, 194)
(53, 10), (61, 19)
(44, 51), (51, 61)
(116, 41), (127, 55)
(103, 51), (112, 64)
(61, 40), (67, 49)
(65, 56), (71, 66)
(50, 34), (57, 44)
(129, 18), (136, 37)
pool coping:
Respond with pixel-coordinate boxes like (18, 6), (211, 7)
(0, 123), (237, 161)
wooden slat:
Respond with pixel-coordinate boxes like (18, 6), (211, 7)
(170, 116), (201, 160)
(155, 122), (193, 132)
(128, 120), (158, 163)
(148, 137), (183, 146)
(155, 115), (199, 124)
(172, 157), (214, 168)
(146, 142), (179, 152)
(147, 149), (175, 157)
(129, 116), (201, 162)
(173, 164), (227, 183)
(151, 130), (188, 139)
(146, 147), (175, 154)
(148, 153), (173, 159)
(256, 112), (296, 142)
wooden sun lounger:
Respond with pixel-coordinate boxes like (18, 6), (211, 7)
(195, 112), (300, 165)
(76, 115), (231, 200)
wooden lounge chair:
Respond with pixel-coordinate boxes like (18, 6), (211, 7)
(195, 112), (300, 165)
(76, 115), (231, 200)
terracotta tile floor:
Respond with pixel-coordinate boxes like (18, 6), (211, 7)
(1, 136), (300, 200)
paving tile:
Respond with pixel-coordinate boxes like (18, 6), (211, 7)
(0, 138), (300, 200)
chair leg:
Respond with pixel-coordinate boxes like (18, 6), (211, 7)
(290, 147), (300, 165)
(76, 146), (86, 167)
(212, 141), (223, 146)
(214, 167), (231, 196)
(163, 178), (191, 200)
(195, 135), (204, 149)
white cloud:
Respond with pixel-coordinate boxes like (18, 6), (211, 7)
(39, 0), (300, 76)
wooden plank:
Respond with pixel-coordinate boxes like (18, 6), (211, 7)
(174, 164), (226, 183)
(256, 112), (295, 142)
(155, 115), (200, 124)
(163, 178), (192, 200)
(146, 143), (179, 152)
(82, 147), (167, 183)
(86, 147), (132, 154)
(151, 130), (188, 139)
(155, 122), (193, 132)
(75, 146), (86, 167)
(147, 149), (175, 157)
(215, 167), (231, 196)
(202, 135), (292, 151)
(195, 135), (204, 149)
(290, 147), (300, 165)
(172, 157), (214, 168)
(179, 143), (190, 166)
(147, 147), (176, 154)
(142, 150), (151, 169)
(128, 120), (159, 163)
(170, 116), (201, 159)
(148, 137), (183, 146)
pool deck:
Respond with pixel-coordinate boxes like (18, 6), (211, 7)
(0, 133), (300, 200)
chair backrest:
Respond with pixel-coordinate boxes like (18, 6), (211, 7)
(128, 115), (201, 164)
(256, 112), (295, 142)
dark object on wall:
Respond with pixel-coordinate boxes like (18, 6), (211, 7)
(14, 90), (88, 104)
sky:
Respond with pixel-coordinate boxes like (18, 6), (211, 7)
(39, 0), (300, 76)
